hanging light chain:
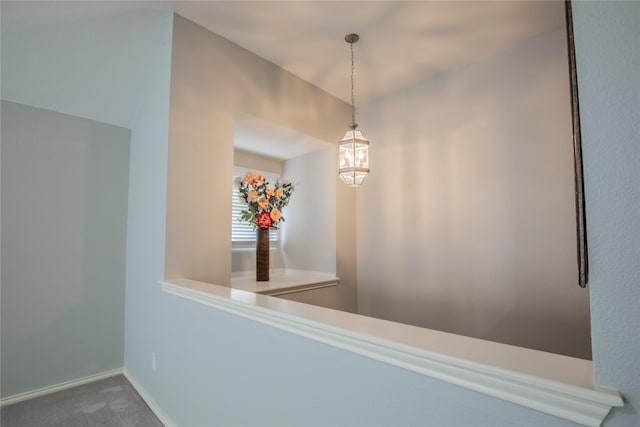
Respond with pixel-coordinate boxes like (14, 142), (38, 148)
(350, 41), (357, 129)
(344, 33), (360, 130)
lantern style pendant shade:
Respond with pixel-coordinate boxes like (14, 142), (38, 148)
(339, 126), (370, 187)
(339, 33), (370, 188)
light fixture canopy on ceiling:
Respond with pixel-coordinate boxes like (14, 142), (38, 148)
(339, 33), (370, 188)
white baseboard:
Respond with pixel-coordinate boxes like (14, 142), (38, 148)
(1, 367), (123, 407)
(123, 368), (177, 427)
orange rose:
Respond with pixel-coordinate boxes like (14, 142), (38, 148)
(266, 188), (275, 198)
(275, 188), (284, 198)
(270, 208), (281, 221)
(243, 171), (265, 186)
(258, 197), (269, 210)
(243, 171), (257, 184)
(247, 190), (259, 202)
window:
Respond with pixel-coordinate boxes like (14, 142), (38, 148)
(231, 177), (278, 243)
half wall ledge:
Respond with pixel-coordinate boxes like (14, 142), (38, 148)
(160, 278), (623, 427)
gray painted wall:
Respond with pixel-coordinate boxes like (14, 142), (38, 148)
(121, 9), (174, 402)
(573, 2), (640, 425)
(0, 9), (175, 129)
(1, 101), (130, 397)
(356, 28), (591, 359)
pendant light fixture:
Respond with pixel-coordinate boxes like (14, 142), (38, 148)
(338, 33), (370, 187)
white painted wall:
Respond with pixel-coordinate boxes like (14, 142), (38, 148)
(573, 2), (640, 425)
(356, 28), (590, 359)
(281, 146), (337, 274)
(277, 146), (354, 310)
(1, 101), (130, 398)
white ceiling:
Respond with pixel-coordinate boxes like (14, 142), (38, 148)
(2, 1), (565, 106)
(1, 1), (565, 159)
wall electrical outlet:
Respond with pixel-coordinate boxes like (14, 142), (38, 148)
(151, 351), (157, 371)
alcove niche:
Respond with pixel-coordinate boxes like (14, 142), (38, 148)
(165, 106), (357, 311)
(231, 114), (336, 276)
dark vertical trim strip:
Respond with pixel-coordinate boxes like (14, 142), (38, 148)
(565, 0), (589, 288)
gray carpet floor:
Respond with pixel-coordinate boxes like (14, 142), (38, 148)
(1, 374), (164, 427)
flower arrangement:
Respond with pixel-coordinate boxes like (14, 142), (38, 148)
(238, 171), (294, 230)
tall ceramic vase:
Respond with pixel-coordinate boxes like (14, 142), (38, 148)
(256, 227), (269, 281)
